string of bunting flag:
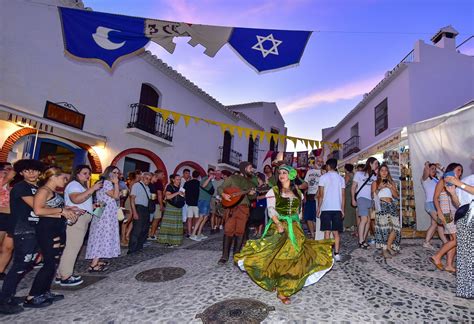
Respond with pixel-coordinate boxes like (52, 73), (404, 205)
(145, 105), (342, 151)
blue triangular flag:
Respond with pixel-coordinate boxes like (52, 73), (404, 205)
(59, 7), (150, 69)
(228, 27), (312, 73)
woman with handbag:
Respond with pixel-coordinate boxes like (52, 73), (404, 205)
(371, 164), (400, 258)
(351, 157), (379, 248)
(430, 163), (463, 274)
(85, 166), (121, 272)
(56, 165), (102, 286)
(158, 174), (185, 247)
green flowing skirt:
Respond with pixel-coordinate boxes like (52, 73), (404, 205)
(157, 205), (183, 246)
(234, 220), (334, 297)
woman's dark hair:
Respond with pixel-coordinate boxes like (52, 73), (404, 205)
(169, 173), (180, 181)
(444, 163), (463, 177)
(13, 159), (44, 174)
(277, 170), (299, 198)
(69, 164), (92, 188)
(102, 165), (119, 181)
(363, 157), (379, 176)
(344, 164), (354, 173)
(376, 164), (394, 186)
(263, 165), (273, 174)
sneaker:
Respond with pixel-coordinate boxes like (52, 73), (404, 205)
(0, 300), (24, 314)
(189, 235), (201, 242)
(23, 295), (52, 308)
(44, 291), (64, 302)
(147, 236), (157, 241)
(334, 254), (341, 262)
(423, 242), (436, 250)
(33, 262), (44, 269)
(219, 225), (223, 230)
(367, 238), (375, 245)
(198, 234), (208, 240)
(60, 276), (84, 287)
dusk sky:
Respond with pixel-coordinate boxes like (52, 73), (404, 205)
(86, 0), (474, 151)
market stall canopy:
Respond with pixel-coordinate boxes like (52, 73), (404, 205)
(408, 101), (474, 230)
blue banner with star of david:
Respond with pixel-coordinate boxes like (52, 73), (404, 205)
(58, 7), (312, 73)
(228, 28), (312, 73)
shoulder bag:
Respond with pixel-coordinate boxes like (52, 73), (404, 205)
(139, 182), (156, 214)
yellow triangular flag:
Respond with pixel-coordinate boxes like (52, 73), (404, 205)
(236, 126), (243, 138)
(219, 123), (228, 134)
(251, 130), (260, 141)
(171, 112), (181, 125)
(183, 115), (191, 127)
(244, 128), (252, 139)
(303, 139), (309, 149)
(161, 110), (170, 121)
(314, 140), (320, 149)
(309, 140), (315, 149)
(265, 132), (273, 143)
(288, 136), (298, 147)
(271, 133), (279, 145)
(193, 117), (200, 124)
(259, 131), (265, 143)
(228, 126), (236, 136)
(279, 135), (286, 144)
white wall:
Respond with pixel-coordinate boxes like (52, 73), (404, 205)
(323, 37), (473, 157)
(0, 1), (278, 174)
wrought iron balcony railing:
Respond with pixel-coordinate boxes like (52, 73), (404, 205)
(218, 146), (242, 168)
(127, 103), (174, 141)
(343, 136), (360, 158)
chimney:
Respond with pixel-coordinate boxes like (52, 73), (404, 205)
(430, 25), (459, 51)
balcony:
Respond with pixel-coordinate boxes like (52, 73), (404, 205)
(218, 146), (242, 168)
(343, 136), (360, 158)
(126, 103), (174, 145)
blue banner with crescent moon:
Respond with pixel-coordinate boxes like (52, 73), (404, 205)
(60, 7), (149, 69)
(58, 7), (312, 73)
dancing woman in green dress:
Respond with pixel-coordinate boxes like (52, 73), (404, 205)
(234, 165), (334, 304)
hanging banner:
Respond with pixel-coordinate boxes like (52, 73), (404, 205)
(296, 151), (308, 168)
(283, 152), (294, 166)
(58, 7), (312, 73)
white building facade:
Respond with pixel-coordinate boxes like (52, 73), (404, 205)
(0, 0), (286, 179)
(322, 26), (473, 164)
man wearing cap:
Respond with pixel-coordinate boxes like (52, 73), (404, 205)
(217, 162), (258, 265)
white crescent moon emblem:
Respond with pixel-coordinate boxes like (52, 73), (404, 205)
(92, 26), (126, 50)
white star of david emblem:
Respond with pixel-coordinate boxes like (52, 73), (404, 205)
(251, 34), (282, 58)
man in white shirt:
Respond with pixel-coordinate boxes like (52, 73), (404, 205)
(317, 158), (345, 261)
(180, 169), (191, 233)
(302, 157), (322, 239)
(128, 172), (152, 254)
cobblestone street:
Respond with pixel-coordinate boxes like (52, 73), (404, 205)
(2, 232), (473, 323)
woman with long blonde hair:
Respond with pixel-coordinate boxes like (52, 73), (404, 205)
(27, 166), (79, 307)
(371, 164), (400, 258)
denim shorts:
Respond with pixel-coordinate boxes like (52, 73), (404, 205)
(357, 197), (372, 217)
(198, 200), (210, 216)
(424, 201), (436, 213)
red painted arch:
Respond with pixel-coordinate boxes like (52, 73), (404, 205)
(111, 148), (168, 180)
(0, 128), (103, 173)
(173, 160), (206, 176)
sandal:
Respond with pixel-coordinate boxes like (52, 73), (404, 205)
(444, 268), (456, 274)
(429, 257), (444, 271)
(359, 242), (368, 249)
(277, 294), (291, 305)
(88, 264), (108, 273)
(98, 261), (110, 266)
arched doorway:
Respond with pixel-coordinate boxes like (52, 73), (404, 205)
(0, 128), (102, 173)
(111, 148), (168, 180)
(173, 161), (206, 176)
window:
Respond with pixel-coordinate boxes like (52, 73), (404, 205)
(269, 128), (279, 152)
(248, 136), (259, 167)
(222, 131), (232, 163)
(374, 98), (388, 136)
(351, 123), (359, 137)
(137, 84), (159, 133)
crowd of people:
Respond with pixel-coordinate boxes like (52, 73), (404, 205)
(0, 154), (472, 313)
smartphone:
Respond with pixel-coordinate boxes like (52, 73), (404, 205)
(443, 171), (455, 186)
(383, 179), (388, 184)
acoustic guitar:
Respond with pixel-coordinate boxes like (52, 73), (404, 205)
(221, 184), (270, 209)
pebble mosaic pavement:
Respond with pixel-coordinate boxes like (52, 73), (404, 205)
(1, 232), (473, 323)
